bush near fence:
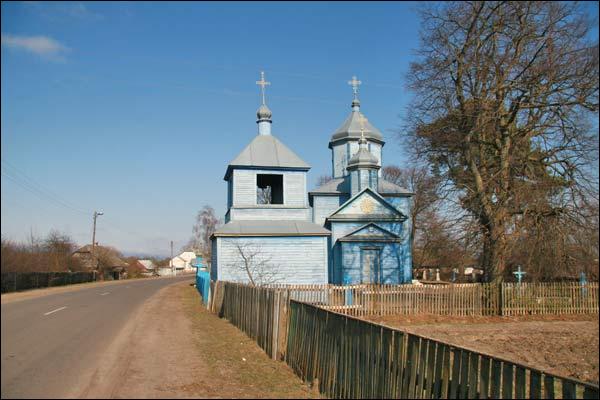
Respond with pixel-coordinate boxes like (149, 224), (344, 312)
(1, 271), (97, 293)
(195, 280), (599, 399)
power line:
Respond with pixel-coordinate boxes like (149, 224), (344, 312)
(1, 159), (91, 215)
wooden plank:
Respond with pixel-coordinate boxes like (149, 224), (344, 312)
(459, 350), (470, 399)
(530, 370), (542, 399)
(561, 380), (576, 400)
(584, 385), (600, 399)
(416, 337), (428, 398)
(424, 340), (436, 399)
(468, 352), (479, 399)
(515, 366), (526, 399)
(490, 359), (502, 399)
(402, 335), (417, 399)
(480, 356), (491, 399)
(433, 343), (446, 399)
(450, 348), (461, 399)
(502, 363), (513, 399)
(544, 375), (555, 399)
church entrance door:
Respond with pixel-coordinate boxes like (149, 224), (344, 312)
(361, 248), (381, 284)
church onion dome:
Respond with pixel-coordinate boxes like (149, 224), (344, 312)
(257, 104), (272, 121)
(329, 110), (384, 147)
(347, 136), (380, 170)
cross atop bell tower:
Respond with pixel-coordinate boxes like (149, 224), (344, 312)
(255, 71), (273, 135)
(348, 75), (362, 111)
(256, 71), (271, 106)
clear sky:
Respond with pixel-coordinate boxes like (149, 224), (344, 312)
(2, 1), (435, 256)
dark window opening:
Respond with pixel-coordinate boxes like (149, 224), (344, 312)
(257, 174), (283, 204)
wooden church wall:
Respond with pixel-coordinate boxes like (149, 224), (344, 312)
(213, 236), (328, 285)
(232, 168), (307, 208)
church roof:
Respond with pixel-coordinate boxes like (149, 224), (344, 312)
(212, 220), (330, 237)
(347, 135), (380, 169)
(309, 177), (413, 196)
(225, 134), (310, 179)
(329, 110), (384, 146)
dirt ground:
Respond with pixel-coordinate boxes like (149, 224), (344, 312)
(367, 313), (599, 385)
(82, 281), (320, 399)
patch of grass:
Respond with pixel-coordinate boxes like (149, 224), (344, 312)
(181, 286), (322, 399)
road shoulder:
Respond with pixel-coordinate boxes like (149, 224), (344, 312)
(81, 281), (320, 399)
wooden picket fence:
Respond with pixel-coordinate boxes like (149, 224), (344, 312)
(198, 280), (599, 398)
(286, 300), (600, 399)
(266, 282), (598, 317)
(217, 282), (288, 359)
(501, 282), (599, 316)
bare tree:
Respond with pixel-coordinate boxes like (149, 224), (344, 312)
(185, 205), (221, 261)
(383, 166), (442, 251)
(257, 186), (272, 205)
(228, 240), (284, 286)
(406, 1), (599, 282)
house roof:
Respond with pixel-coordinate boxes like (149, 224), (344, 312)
(73, 245), (128, 269)
(309, 177), (413, 196)
(225, 134), (310, 179)
(172, 252), (196, 262)
(212, 220), (330, 237)
(138, 260), (156, 269)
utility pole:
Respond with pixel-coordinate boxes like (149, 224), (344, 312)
(170, 240), (175, 276)
(91, 211), (104, 278)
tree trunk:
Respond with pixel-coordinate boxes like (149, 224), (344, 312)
(482, 223), (508, 283)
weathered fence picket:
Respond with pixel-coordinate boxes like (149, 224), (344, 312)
(195, 280), (599, 398)
(285, 300), (599, 399)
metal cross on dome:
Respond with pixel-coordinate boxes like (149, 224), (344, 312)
(348, 75), (362, 101)
(256, 71), (271, 105)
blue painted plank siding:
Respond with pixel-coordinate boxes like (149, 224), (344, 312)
(231, 168), (307, 208)
(329, 220), (412, 284)
(313, 195), (342, 225)
(339, 241), (411, 284)
(229, 207), (311, 221)
(210, 239), (218, 281)
(214, 236), (328, 284)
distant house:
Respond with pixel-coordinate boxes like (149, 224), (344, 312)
(72, 245), (128, 280)
(137, 259), (157, 275)
(170, 252), (196, 273)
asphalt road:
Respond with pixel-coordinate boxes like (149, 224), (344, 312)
(1, 275), (194, 399)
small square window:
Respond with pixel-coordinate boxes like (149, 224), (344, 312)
(257, 174), (283, 204)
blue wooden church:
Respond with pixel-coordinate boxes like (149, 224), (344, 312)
(211, 73), (413, 285)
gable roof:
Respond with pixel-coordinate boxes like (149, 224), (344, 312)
(327, 187), (407, 221)
(309, 177), (413, 196)
(225, 134), (310, 179)
(339, 223), (401, 242)
(138, 260), (156, 269)
(212, 220), (330, 237)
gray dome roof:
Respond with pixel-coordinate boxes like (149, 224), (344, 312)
(347, 137), (379, 169)
(257, 104), (272, 120)
(330, 110), (384, 145)
(347, 148), (379, 168)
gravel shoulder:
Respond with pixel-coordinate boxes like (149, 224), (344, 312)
(82, 282), (320, 398)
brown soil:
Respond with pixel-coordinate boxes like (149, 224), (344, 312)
(367, 314), (599, 385)
(82, 281), (320, 398)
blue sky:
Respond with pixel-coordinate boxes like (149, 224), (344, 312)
(4, 1), (594, 257)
